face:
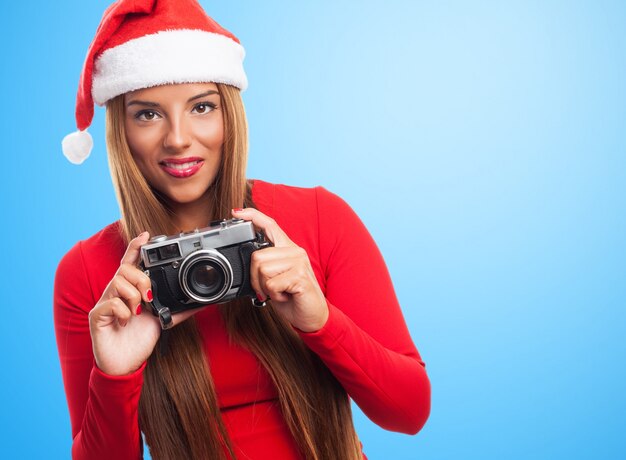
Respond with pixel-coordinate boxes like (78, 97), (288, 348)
(124, 82), (224, 209)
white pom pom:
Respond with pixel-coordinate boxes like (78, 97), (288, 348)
(62, 130), (94, 164)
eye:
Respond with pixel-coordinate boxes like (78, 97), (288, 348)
(192, 102), (217, 114)
(135, 110), (161, 121)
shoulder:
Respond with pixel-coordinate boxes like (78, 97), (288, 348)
(55, 222), (125, 295)
(80, 221), (126, 259)
(250, 178), (351, 217)
(57, 222), (124, 268)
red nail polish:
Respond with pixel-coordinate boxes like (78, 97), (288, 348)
(147, 289), (153, 302)
(256, 292), (266, 302)
(233, 208), (244, 213)
(136, 304), (142, 315)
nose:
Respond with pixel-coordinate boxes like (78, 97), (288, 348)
(162, 115), (192, 152)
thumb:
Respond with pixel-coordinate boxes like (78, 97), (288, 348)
(121, 231), (150, 266)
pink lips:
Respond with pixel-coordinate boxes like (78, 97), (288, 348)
(159, 157), (204, 178)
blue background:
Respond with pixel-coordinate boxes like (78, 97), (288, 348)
(1, 0), (625, 458)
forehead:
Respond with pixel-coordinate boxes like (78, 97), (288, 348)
(124, 82), (220, 102)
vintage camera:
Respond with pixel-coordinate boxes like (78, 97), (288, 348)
(139, 218), (270, 329)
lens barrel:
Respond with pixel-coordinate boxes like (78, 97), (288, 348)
(179, 250), (233, 303)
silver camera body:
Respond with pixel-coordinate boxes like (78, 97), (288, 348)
(140, 218), (269, 329)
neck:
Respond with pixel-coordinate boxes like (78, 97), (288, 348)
(167, 193), (216, 233)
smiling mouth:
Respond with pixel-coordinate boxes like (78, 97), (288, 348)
(159, 159), (204, 178)
(160, 160), (202, 170)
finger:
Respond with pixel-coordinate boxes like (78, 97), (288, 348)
(263, 268), (300, 303)
(120, 231), (151, 266)
(117, 264), (153, 304)
(109, 275), (143, 316)
(90, 297), (132, 328)
(250, 251), (298, 299)
(231, 208), (293, 247)
(251, 246), (305, 264)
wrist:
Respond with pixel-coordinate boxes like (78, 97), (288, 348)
(95, 359), (147, 377)
(294, 298), (329, 333)
(91, 360), (147, 396)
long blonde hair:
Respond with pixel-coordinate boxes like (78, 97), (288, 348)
(105, 83), (362, 460)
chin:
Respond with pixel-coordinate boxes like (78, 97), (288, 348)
(168, 190), (207, 204)
(165, 182), (215, 203)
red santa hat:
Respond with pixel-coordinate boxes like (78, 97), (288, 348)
(62, 0), (247, 164)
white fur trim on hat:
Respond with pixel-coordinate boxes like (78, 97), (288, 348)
(92, 29), (247, 105)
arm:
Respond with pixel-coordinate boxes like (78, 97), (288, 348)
(297, 187), (431, 434)
(53, 241), (145, 460)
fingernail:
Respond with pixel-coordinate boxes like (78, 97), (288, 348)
(256, 292), (266, 302)
(136, 304), (142, 315)
(146, 289), (153, 302)
(233, 208), (244, 213)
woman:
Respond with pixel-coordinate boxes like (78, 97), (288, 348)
(54, 1), (430, 459)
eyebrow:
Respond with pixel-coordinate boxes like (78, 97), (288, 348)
(126, 90), (220, 108)
(188, 90), (219, 102)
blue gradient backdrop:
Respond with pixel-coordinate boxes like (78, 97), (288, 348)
(1, 1), (625, 458)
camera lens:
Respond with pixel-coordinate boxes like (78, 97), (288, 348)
(179, 250), (233, 303)
(188, 261), (225, 297)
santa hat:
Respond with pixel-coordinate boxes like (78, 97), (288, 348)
(62, 0), (247, 164)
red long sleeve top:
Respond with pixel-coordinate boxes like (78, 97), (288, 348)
(54, 180), (430, 459)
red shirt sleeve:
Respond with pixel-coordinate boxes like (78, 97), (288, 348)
(297, 187), (431, 434)
(54, 241), (145, 460)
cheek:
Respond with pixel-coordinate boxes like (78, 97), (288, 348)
(195, 117), (224, 147)
(125, 123), (160, 164)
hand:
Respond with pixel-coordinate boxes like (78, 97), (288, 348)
(89, 232), (208, 376)
(232, 208), (329, 332)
